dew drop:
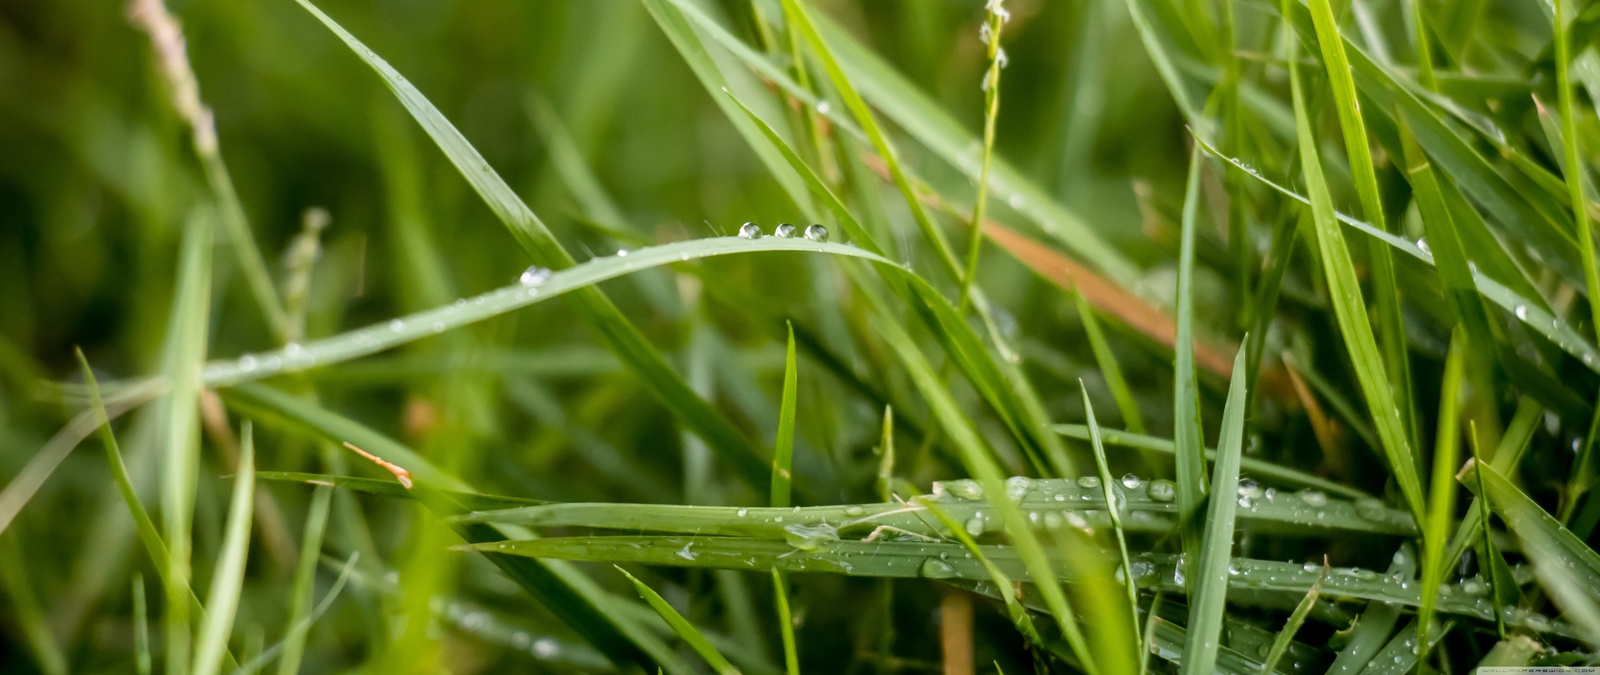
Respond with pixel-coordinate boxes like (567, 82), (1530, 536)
(519, 266), (552, 286)
(239, 355), (259, 372)
(1120, 474), (1142, 489)
(390, 319), (406, 333)
(1005, 476), (1032, 502)
(737, 508), (749, 517)
(1298, 489), (1328, 507)
(1416, 237), (1431, 256)
(920, 558), (957, 579)
(616, 248), (630, 257)
(1237, 478), (1264, 499)
(1076, 476), (1101, 489)
(738, 222), (763, 239)
(532, 638), (560, 658)
(1514, 304), (1528, 321)
(964, 514), (986, 536)
(844, 505), (866, 516)
(775, 223), (797, 238)
(816, 101), (831, 115)
(804, 224), (829, 242)
(1148, 480), (1176, 502)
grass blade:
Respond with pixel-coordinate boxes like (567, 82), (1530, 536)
(192, 421), (255, 675)
(1554, 0), (1600, 341)
(275, 485), (332, 675)
(1173, 146), (1209, 582)
(1180, 346), (1249, 675)
(1287, 33), (1425, 525)
(770, 323), (798, 509)
(957, 1), (1007, 311)
(1074, 290), (1146, 436)
(1417, 329), (1467, 654)
(1326, 544), (1414, 675)
(771, 568), (798, 675)
(616, 566), (739, 674)
(1082, 383), (1142, 652)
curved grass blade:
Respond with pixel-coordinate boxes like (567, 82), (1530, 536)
(1418, 330), (1467, 655)
(1181, 347), (1249, 675)
(771, 569), (798, 675)
(1360, 620), (1452, 675)
(918, 500), (1043, 650)
(1080, 384), (1142, 652)
(257, 472), (543, 511)
(192, 422), (255, 675)
(292, 0), (765, 492)
(274, 485), (331, 675)
(1288, 42), (1425, 524)
(1325, 544), (1414, 675)
(1074, 290), (1146, 436)
(1052, 425), (1372, 500)
(1555, 0), (1600, 345)
(616, 567), (738, 675)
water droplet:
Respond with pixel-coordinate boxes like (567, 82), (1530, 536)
(774, 223), (797, 238)
(1005, 476), (1031, 502)
(239, 355), (259, 372)
(1121, 474), (1142, 489)
(938, 479), (984, 500)
(1461, 577), (1486, 595)
(519, 266), (552, 286)
(1228, 563), (1241, 576)
(1148, 480), (1176, 502)
(1237, 478), (1264, 499)
(1416, 237), (1431, 256)
(804, 224), (829, 242)
(738, 222), (763, 239)
(532, 638), (560, 658)
(285, 342), (304, 358)
(1514, 304), (1528, 320)
(964, 514), (986, 536)
(1356, 498), (1387, 520)
(511, 631), (532, 649)
(1298, 489), (1327, 507)
(920, 558), (957, 578)
(676, 542), (698, 560)
(737, 508), (749, 517)
(1303, 562), (1320, 573)
(844, 505), (866, 516)
(431, 321), (445, 333)
(1076, 476), (1101, 489)
(616, 248), (630, 257)
(816, 101), (831, 115)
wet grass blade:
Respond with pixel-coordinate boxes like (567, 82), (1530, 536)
(616, 566), (739, 674)
(192, 421), (255, 675)
(957, 2), (1007, 311)
(1074, 290), (1146, 435)
(918, 500), (1043, 650)
(1181, 347), (1248, 675)
(1259, 564), (1324, 675)
(1458, 459), (1600, 641)
(1287, 38), (1426, 525)
(1173, 146), (1209, 581)
(1326, 544), (1414, 675)
(1082, 383), (1142, 651)
(771, 568), (798, 675)
(293, 0), (767, 493)
(1051, 426), (1370, 500)
(1554, 0), (1600, 333)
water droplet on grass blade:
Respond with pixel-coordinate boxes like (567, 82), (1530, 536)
(738, 222), (763, 239)
(1120, 474), (1142, 489)
(775, 223), (797, 238)
(519, 266), (552, 286)
(804, 224), (829, 242)
(919, 558), (957, 578)
(1148, 480), (1176, 502)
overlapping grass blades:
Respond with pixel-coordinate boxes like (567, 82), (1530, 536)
(1180, 348), (1248, 675)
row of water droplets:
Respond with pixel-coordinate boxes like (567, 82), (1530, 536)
(736, 221), (829, 242)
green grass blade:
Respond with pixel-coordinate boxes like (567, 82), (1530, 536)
(275, 485), (331, 675)
(1468, 424), (1509, 638)
(770, 323), (798, 509)
(1173, 146), (1209, 581)
(293, 0), (767, 493)
(1360, 620), (1452, 675)
(1258, 563), (1324, 675)
(1074, 290), (1146, 436)
(133, 574), (151, 675)
(1287, 37), (1426, 525)
(158, 208), (214, 675)
(1458, 459), (1600, 642)
(616, 566), (739, 674)
(957, 3), (1007, 312)
(1556, 0), (1600, 348)
(1180, 346), (1248, 675)
(1326, 544), (1414, 675)
(1304, 0), (1417, 452)
(771, 568), (798, 675)
(192, 421), (255, 675)
(1417, 330), (1467, 655)
(918, 500), (1043, 650)
(1081, 383), (1142, 652)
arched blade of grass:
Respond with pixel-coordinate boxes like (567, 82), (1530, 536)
(258, 472), (544, 511)
(1080, 384), (1142, 653)
(1304, 0), (1419, 454)
(1418, 330), (1467, 655)
(293, 0), (768, 495)
(1259, 563), (1325, 675)
(770, 324), (798, 509)
(1052, 425), (1374, 501)
(192, 421), (255, 675)
(1172, 146), (1209, 586)
(221, 389), (692, 673)
(956, 0), (1007, 312)
(1440, 398), (1542, 588)
(1325, 544), (1414, 675)
(615, 567), (739, 675)
(770, 568), (798, 675)
(1181, 346), (1249, 675)
(1193, 136), (1600, 374)
(1458, 460), (1600, 642)
(1288, 40), (1426, 525)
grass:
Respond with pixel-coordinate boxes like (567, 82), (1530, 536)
(5, 0), (1600, 672)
